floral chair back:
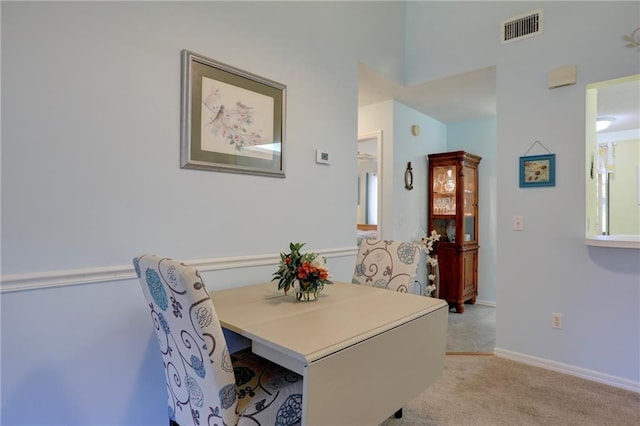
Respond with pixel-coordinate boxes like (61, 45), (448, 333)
(133, 254), (303, 426)
(352, 240), (423, 295)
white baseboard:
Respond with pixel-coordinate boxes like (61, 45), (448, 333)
(0, 247), (358, 293)
(494, 347), (640, 394)
(475, 299), (496, 307)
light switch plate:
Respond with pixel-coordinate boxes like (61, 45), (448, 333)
(315, 149), (330, 165)
(513, 215), (524, 231)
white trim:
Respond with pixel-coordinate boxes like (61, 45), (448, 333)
(494, 347), (640, 394)
(584, 235), (640, 249)
(0, 247), (358, 294)
(475, 299), (496, 307)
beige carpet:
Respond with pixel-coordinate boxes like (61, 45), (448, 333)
(380, 354), (640, 426)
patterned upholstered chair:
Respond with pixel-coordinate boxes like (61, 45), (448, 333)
(133, 254), (303, 426)
(352, 239), (423, 295)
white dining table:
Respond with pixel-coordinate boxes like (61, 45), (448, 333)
(212, 281), (448, 426)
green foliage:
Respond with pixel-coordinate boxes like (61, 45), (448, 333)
(272, 242), (332, 294)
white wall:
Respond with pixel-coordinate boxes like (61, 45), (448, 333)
(407, 1), (640, 389)
(1, 2), (407, 424)
(392, 101), (448, 243)
(448, 117), (497, 304)
(1, 1), (404, 274)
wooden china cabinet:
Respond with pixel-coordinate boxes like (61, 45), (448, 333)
(427, 151), (481, 313)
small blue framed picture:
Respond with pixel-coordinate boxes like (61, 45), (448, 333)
(519, 154), (555, 187)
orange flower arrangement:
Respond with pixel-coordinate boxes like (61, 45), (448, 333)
(273, 242), (332, 298)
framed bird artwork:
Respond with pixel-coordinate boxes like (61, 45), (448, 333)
(180, 50), (286, 177)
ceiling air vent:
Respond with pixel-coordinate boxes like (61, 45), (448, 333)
(501, 9), (542, 44)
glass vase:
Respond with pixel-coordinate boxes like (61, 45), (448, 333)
(295, 281), (323, 301)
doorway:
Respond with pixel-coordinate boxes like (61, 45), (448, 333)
(357, 65), (497, 352)
(357, 131), (382, 242)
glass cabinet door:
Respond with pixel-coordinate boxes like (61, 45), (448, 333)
(462, 163), (477, 242)
(432, 165), (456, 214)
(432, 165), (457, 242)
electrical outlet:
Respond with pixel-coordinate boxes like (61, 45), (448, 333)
(552, 312), (563, 329)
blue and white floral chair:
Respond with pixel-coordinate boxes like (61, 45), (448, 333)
(133, 254), (303, 426)
(352, 239), (423, 295)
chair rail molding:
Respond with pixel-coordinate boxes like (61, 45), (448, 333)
(0, 247), (358, 293)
